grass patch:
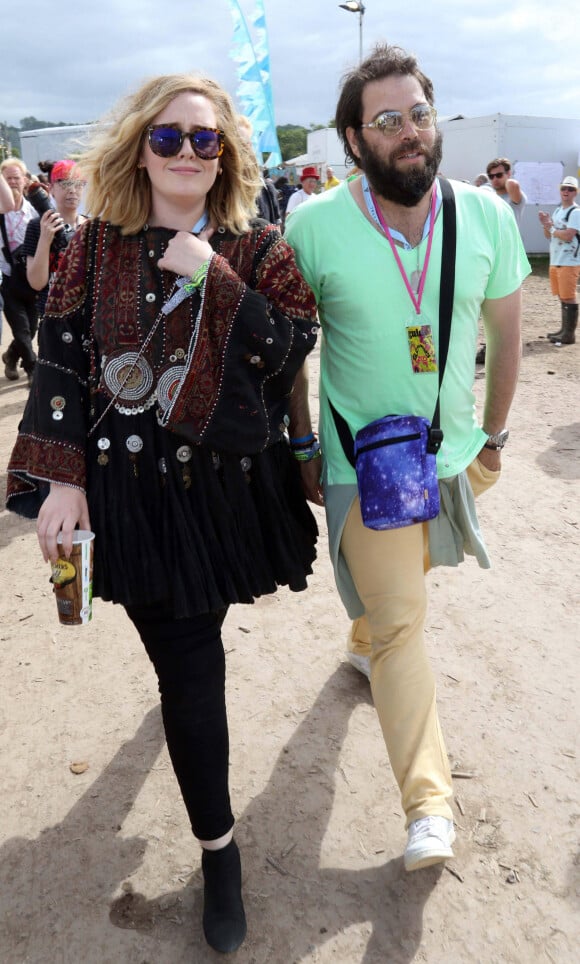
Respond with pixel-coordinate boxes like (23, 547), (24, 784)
(527, 254), (549, 278)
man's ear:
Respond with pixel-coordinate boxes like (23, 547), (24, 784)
(345, 127), (361, 165)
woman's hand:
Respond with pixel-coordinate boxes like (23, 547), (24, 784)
(37, 484), (91, 563)
(157, 225), (215, 277)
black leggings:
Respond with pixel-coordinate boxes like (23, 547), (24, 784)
(126, 603), (234, 841)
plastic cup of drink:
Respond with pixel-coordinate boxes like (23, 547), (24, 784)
(50, 530), (95, 626)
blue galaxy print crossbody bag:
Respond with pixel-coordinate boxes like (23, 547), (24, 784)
(352, 413), (441, 530)
(330, 178), (456, 531)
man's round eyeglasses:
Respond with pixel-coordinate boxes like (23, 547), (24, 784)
(359, 105), (437, 137)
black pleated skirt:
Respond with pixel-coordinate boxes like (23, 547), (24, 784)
(87, 407), (318, 619)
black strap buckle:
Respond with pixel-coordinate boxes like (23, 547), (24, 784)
(427, 428), (444, 454)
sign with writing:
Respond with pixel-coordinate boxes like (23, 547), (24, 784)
(513, 161), (564, 205)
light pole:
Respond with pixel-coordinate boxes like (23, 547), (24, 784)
(338, 1), (366, 63)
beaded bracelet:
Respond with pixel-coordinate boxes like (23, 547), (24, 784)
(291, 440), (322, 462)
(290, 432), (315, 446)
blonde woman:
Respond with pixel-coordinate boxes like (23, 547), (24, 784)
(7, 73), (319, 954)
(0, 157), (39, 382)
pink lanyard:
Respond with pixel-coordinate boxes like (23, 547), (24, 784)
(370, 187), (437, 316)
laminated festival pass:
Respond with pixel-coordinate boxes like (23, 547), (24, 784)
(406, 324), (438, 373)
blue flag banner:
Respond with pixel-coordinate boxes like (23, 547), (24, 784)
(226, 0), (282, 167)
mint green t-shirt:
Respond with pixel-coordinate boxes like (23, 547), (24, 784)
(285, 178), (530, 483)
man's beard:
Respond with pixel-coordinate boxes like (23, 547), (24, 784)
(355, 129), (443, 207)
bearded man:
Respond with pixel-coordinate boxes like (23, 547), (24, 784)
(285, 43), (529, 872)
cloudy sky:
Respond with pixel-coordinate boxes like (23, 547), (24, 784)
(2, 0), (579, 130)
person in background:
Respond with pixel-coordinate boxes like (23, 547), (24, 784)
(474, 172), (490, 188)
(0, 158), (39, 384)
(258, 166), (282, 225)
(236, 115), (281, 225)
(476, 157), (527, 364)
(538, 175), (580, 345)
(0, 169), (15, 343)
(486, 157), (526, 226)
(24, 160), (87, 316)
(324, 166), (341, 190)
(286, 42), (529, 875)
(274, 174), (296, 225)
(6, 72), (318, 954)
(38, 159), (56, 183)
(285, 166), (320, 216)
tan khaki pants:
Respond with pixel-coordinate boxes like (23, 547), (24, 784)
(342, 457), (499, 825)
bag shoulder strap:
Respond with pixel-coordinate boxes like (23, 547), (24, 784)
(430, 176), (456, 442)
(330, 176), (457, 466)
(561, 205), (580, 250)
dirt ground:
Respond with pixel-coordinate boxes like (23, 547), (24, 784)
(0, 261), (578, 964)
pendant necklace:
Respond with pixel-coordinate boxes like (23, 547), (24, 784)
(361, 178), (442, 377)
(410, 249), (422, 296)
(365, 182), (437, 316)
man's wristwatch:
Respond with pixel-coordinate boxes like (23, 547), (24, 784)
(484, 429), (509, 451)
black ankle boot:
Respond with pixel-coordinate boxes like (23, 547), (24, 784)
(201, 839), (247, 953)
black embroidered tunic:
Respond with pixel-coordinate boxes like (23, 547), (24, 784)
(7, 218), (319, 617)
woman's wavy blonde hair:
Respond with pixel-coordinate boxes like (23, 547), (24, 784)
(80, 74), (262, 236)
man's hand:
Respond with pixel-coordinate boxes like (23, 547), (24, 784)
(299, 460), (324, 506)
(477, 445), (502, 473)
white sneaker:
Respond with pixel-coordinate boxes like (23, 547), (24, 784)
(404, 816), (455, 871)
(346, 651), (371, 680)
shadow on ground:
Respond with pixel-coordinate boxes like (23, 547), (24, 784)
(0, 669), (442, 963)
